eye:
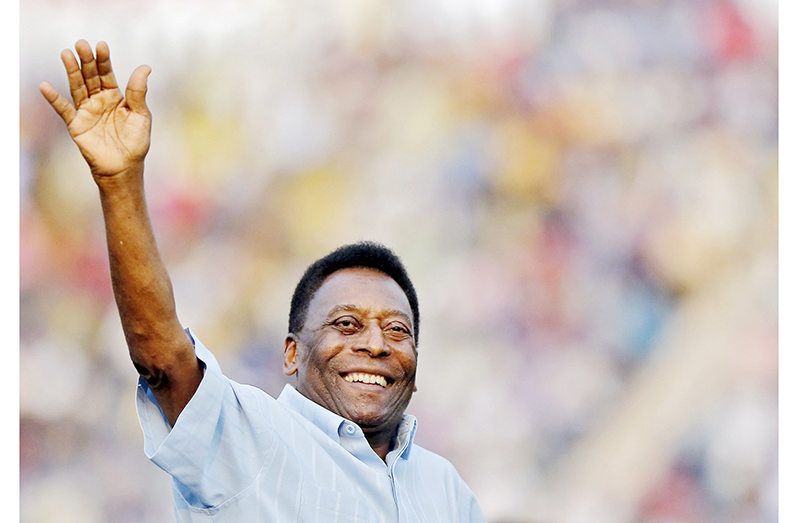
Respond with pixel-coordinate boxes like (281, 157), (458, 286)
(385, 322), (411, 340)
(333, 317), (361, 334)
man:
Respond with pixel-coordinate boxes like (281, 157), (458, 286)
(40, 40), (487, 522)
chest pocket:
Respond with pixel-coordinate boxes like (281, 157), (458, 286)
(299, 484), (378, 523)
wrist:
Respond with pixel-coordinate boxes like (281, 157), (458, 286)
(93, 162), (146, 193)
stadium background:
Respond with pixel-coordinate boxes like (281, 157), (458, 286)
(20, 0), (778, 521)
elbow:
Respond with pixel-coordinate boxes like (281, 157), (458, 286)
(133, 361), (169, 389)
(128, 329), (195, 390)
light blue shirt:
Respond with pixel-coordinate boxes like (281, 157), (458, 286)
(136, 330), (487, 522)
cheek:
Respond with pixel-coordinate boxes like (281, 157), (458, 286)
(399, 350), (418, 377)
(299, 335), (341, 371)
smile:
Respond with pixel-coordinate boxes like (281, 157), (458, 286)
(343, 372), (389, 388)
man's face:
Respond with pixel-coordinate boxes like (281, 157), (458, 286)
(284, 267), (417, 434)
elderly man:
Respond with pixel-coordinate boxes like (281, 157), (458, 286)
(40, 40), (487, 522)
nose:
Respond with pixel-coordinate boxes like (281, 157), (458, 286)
(356, 321), (389, 357)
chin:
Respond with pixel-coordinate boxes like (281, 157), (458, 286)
(353, 417), (391, 432)
(348, 407), (401, 430)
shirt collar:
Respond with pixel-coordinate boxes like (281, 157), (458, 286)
(276, 384), (417, 460)
(393, 413), (417, 460)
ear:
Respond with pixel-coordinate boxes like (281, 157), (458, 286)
(283, 335), (299, 376)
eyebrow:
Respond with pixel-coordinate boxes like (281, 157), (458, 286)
(327, 304), (413, 327)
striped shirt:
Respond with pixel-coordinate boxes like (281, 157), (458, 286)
(136, 330), (487, 522)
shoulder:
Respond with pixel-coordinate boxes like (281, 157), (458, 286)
(408, 443), (453, 465)
(184, 330), (284, 419)
(407, 442), (465, 481)
(406, 444), (488, 521)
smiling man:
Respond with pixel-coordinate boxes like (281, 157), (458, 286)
(40, 40), (487, 522)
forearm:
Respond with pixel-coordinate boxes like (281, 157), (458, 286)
(42, 41), (199, 424)
(97, 163), (201, 422)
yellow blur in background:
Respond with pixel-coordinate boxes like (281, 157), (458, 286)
(20, 1), (778, 522)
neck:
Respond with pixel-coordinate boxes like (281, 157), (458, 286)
(363, 426), (397, 461)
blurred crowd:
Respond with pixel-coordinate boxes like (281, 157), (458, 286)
(20, 0), (778, 521)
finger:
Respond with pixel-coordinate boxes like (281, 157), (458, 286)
(95, 41), (119, 90)
(39, 81), (77, 125)
(61, 48), (88, 107)
(75, 39), (102, 97)
(125, 64), (152, 116)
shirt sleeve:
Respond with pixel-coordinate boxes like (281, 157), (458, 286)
(135, 329), (277, 509)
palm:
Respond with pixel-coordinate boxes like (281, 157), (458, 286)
(69, 89), (151, 176)
(40, 40), (152, 177)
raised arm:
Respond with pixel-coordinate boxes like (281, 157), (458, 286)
(40, 40), (201, 425)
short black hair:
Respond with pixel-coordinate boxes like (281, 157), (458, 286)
(288, 241), (420, 344)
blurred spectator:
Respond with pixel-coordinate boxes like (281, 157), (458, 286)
(20, 0), (777, 521)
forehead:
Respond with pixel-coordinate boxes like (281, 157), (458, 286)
(306, 267), (412, 321)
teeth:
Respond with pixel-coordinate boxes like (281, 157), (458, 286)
(344, 373), (387, 388)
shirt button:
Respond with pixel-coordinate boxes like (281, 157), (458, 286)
(345, 424), (356, 435)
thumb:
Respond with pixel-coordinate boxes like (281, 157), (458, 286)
(125, 65), (152, 115)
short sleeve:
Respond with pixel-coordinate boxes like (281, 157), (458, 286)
(135, 329), (277, 509)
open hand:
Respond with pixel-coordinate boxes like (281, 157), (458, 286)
(40, 40), (152, 178)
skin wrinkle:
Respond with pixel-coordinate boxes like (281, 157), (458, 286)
(321, 304), (414, 335)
